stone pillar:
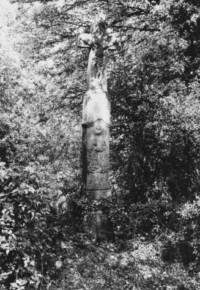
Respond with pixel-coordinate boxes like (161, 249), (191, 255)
(82, 89), (111, 240)
(77, 16), (118, 240)
(82, 118), (111, 199)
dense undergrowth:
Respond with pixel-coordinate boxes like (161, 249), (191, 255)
(43, 195), (200, 290)
(1, 187), (200, 289)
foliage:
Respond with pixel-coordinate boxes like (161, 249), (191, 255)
(49, 237), (200, 290)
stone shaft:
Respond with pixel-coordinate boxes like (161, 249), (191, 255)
(82, 118), (111, 199)
(78, 17), (115, 239)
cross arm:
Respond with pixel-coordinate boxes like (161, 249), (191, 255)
(105, 30), (124, 51)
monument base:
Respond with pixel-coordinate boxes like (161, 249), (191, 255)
(84, 209), (114, 242)
(83, 188), (113, 241)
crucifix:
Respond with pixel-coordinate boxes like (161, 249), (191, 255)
(77, 16), (119, 240)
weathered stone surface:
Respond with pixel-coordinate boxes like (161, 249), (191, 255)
(82, 89), (110, 124)
(82, 119), (111, 197)
(78, 16), (116, 240)
(84, 210), (114, 241)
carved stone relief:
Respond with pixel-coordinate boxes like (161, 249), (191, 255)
(82, 119), (110, 191)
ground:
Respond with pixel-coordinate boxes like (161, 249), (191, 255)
(51, 236), (200, 290)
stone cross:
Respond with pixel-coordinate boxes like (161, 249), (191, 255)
(77, 17), (119, 240)
(77, 18), (119, 92)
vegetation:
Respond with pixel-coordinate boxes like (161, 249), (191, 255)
(1, 0), (200, 289)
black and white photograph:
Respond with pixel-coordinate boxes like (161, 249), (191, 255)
(0, 0), (200, 289)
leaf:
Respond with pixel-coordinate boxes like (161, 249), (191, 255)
(55, 260), (62, 269)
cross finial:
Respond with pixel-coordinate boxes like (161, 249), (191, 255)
(77, 17), (120, 91)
